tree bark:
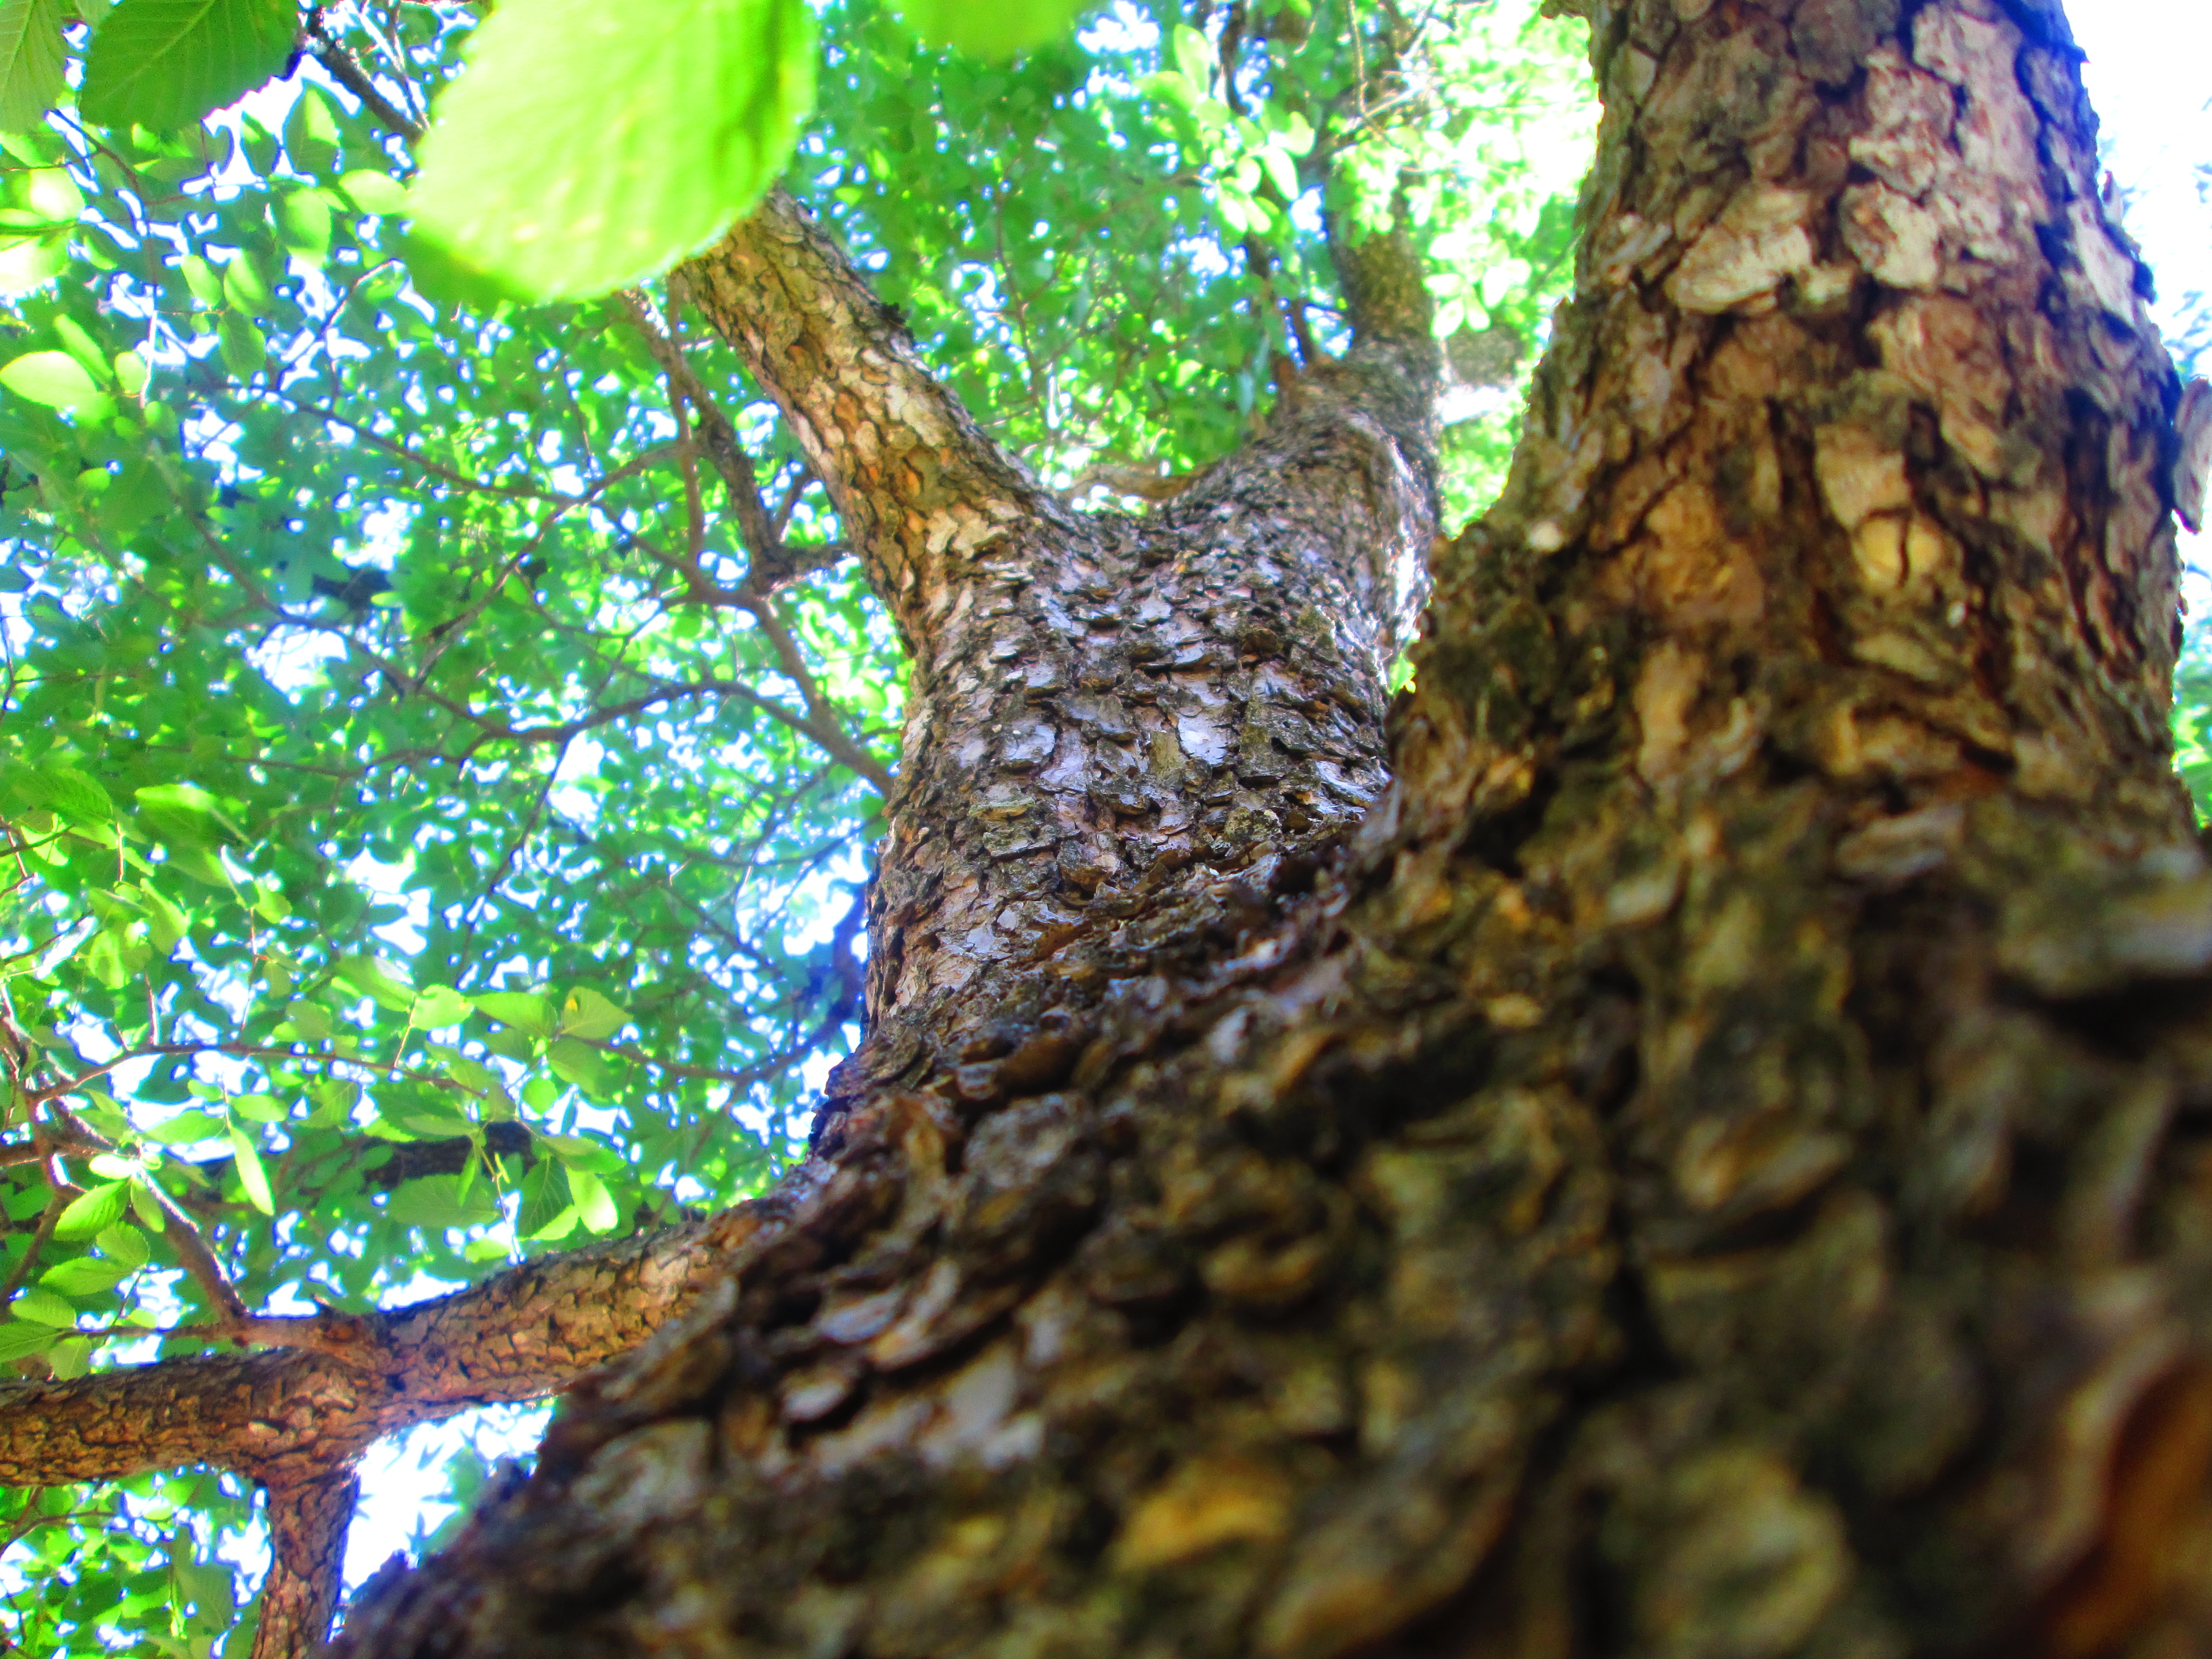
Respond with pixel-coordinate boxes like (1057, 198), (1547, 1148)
(331, 2), (2212, 1657)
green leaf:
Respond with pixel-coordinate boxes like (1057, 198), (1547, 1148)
(386, 1173), (500, 1231)
(338, 170), (409, 216)
(408, 0), (817, 301)
(516, 1158), (574, 1240)
(335, 953), (416, 1013)
(143, 1109), (226, 1144)
(228, 1092), (285, 1123)
(410, 984), (475, 1030)
(1, 348), (103, 409)
(46, 1335), (90, 1378)
(177, 252), (223, 306)
(32, 762), (112, 820)
(137, 882), (189, 951)
(40, 1254), (130, 1295)
(520, 1076), (559, 1111)
(398, 1112), (477, 1141)
(79, 0), (293, 130)
(557, 987), (629, 1041)
(565, 1166), (620, 1234)
(96, 1222), (150, 1270)
(539, 1131), (624, 1176)
(9, 1285), (77, 1325)
(216, 309), (265, 376)
(54, 1180), (129, 1240)
(894, 0), (1086, 55)
(0, 1321), (56, 1360)
(129, 1178), (167, 1233)
(473, 990), (553, 1037)
(228, 1125), (273, 1215)
(0, 0), (67, 132)
(546, 1036), (609, 1097)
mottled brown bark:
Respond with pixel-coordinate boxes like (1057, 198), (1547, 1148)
(683, 189), (1442, 1142)
(314, 4), (2212, 1659)
(254, 1470), (360, 1659)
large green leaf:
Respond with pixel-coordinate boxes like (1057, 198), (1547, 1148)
(79, 0), (293, 130)
(0, 0), (67, 132)
(0, 349), (102, 409)
(895, 0), (1087, 56)
(408, 0), (817, 301)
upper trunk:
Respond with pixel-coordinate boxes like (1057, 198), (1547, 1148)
(335, 5), (2212, 1659)
(683, 190), (1441, 1141)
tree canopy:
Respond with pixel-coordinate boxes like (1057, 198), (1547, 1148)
(0, 0), (1611, 1651)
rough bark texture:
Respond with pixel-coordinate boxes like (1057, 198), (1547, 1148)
(0, 1204), (754, 1659)
(334, 3), (2212, 1659)
(256, 1471), (361, 1659)
(683, 190), (1439, 1142)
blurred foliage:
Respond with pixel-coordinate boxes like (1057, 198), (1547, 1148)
(0, 0), (1595, 1650)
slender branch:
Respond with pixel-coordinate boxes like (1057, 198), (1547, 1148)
(305, 18), (423, 144)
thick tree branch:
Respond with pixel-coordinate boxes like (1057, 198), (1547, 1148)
(678, 189), (1068, 653)
(253, 1469), (360, 1659)
(0, 1191), (794, 1488)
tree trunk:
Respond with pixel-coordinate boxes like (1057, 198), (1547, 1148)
(333, 2), (2212, 1658)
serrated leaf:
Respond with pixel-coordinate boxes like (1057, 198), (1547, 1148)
(79, 0), (293, 130)
(40, 1254), (129, 1295)
(96, 1222), (150, 1270)
(473, 990), (553, 1037)
(1, 349), (101, 409)
(0, 1321), (55, 1360)
(565, 1166), (620, 1234)
(45, 1336), (90, 1378)
(9, 1285), (76, 1324)
(54, 1180), (128, 1240)
(894, 0), (1086, 55)
(557, 987), (628, 1041)
(228, 1092), (285, 1123)
(410, 984), (475, 1030)
(32, 762), (111, 821)
(228, 1125), (273, 1214)
(0, 0), (67, 133)
(399, 1112), (478, 1141)
(409, 0), (817, 301)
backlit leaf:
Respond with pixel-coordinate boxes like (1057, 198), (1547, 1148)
(409, 0), (817, 300)
(1, 348), (100, 409)
(894, 0), (1087, 56)
(228, 1125), (273, 1215)
(9, 1285), (77, 1324)
(557, 987), (629, 1041)
(53, 1179), (128, 1240)
(0, 0), (67, 132)
(79, 0), (292, 130)
(565, 1166), (619, 1234)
